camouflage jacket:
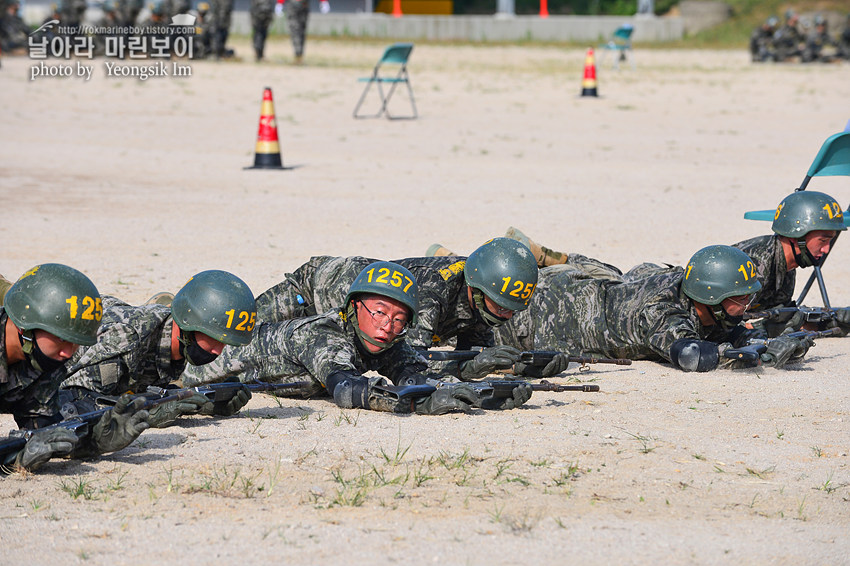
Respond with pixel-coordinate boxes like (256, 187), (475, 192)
(61, 297), (184, 397)
(733, 235), (794, 310)
(493, 265), (743, 369)
(0, 309), (65, 429)
(181, 310), (434, 412)
(255, 255), (494, 366)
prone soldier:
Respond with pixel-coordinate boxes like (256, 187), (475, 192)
(183, 262), (532, 415)
(492, 245), (815, 372)
(60, 270), (257, 428)
(254, 238), (554, 379)
(1, 264), (149, 472)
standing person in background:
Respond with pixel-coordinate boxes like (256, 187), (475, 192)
(280, 0), (327, 65)
(250, 0), (275, 61)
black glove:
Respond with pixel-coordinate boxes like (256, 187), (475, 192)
(458, 346), (521, 380)
(200, 386), (252, 416)
(15, 428), (80, 471)
(514, 353), (569, 378)
(147, 396), (210, 428)
(91, 394), (150, 454)
(415, 383), (481, 415)
(826, 308), (850, 337)
(479, 382), (533, 410)
(761, 334), (813, 368)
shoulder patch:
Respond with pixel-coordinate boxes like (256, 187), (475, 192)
(438, 260), (466, 282)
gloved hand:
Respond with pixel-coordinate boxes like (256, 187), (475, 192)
(514, 353), (569, 378)
(458, 346), (521, 380)
(761, 334), (813, 368)
(479, 382), (532, 410)
(415, 383), (481, 415)
(15, 428), (80, 471)
(765, 310), (805, 337)
(198, 385), (252, 416)
(319, 0), (330, 13)
(91, 394), (150, 454)
(826, 308), (850, 337)
(146, 395), (209, 428)
(274, 1), (283, 15)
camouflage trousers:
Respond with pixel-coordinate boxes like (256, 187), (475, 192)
(285, 0), (309, 57)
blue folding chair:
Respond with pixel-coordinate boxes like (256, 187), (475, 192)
(353, 43), (417, 120)
(599, 24), (634, 70)
(743, 131), (850, 307)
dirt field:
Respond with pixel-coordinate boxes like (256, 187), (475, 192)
(1, 38), (849, 565)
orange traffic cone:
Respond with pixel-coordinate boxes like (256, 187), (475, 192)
(539, 0), (549, 18)
(580, 48), (598, 98)
(246, 86), (285, 170)
(392, 0), (402, 17)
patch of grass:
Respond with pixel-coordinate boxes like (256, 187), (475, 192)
(58, 477), (97, 500)
(619, 428), (657, 454)
(745, 465), (776, 479)
(379, 429), (411, 466)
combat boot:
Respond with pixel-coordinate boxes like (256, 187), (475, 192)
(293, 54), (303, 65)
(143, 292), (175, 307)
(504, 226), (567, 267)
(426, 244), (457, 257)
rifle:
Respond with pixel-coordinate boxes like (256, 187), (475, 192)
(723, 328), (841, 362)
(743, 306), (849, 324)
(0, 390), (194, 462)
(421, 348), (631, 370)
(426, 378), (599, 400)
(141, 380), (312, 404)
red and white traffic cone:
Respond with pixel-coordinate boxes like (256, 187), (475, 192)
(580, 48), (598, 98)
(246, 86), (285, 170)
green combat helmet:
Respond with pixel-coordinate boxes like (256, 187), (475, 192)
(171, 270), (256, 348)
(344, 261), (418, 352)
(771, 190), (846, 267)
(4, 263), (102, 347)
(682, 245), (762, 331)
(464, 237), (539, 326)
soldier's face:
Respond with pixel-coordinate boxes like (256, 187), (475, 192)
(803, 230), (837, 260)
(720, 295), (754, 317)
(483, 295), (514, 320)
(194, 332), (225, 355)
(32, 329), (79, 361)
(355, 296), (410, 354)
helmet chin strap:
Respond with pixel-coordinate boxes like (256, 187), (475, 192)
(347, 302), (402, 354)
(793, 237), (817, 268)
(471, 289), (509, 328)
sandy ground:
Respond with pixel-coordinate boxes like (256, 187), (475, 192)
(1, 38), (849, 565)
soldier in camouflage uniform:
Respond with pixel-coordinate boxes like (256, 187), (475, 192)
(1, 264), (150, 472)
(284, 0), (309, 64)
(115, 0), (144, 26)
(749, 16), (778, 62)
(482, 190), (847, 335)
(493, 245), (816, 372)
(183, 262), (532, 415)
(255, 239), (561, 379)
(61, 271), (257, 428)
(0, 273), (11, 306)
(773, 10), (804, 61)
(209, 0), (234, 58)
(250, 0), (275, 61)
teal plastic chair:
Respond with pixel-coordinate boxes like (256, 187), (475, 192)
(353, 43), (417, 120)
(599, 24), (634, 70)
(743, 131), (850, 307)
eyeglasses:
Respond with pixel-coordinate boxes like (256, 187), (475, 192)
(724, 295), (755, 310)
(358, 302), (409, 335)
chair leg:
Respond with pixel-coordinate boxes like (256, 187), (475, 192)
(353, 79), (379, 119)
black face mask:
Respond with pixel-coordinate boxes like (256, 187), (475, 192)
(710, 307), (744, 333)
(178, 331), (220, 366)
(19, 332), (66, 374)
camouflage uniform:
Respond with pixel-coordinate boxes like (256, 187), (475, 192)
(182, 310), (436, 413)
(209, 0), (234, 57)
(0, 308), (66, 429)
(773, 20), (803, 61)
(285, 0), (309, 58)
(0, 274), (11, 306)
(732, 235), (793, 310)
(492, 265), (746, 369)
(255, 255), (494, 374)
(60, 296), (184, 402)
(115, 0), (143, 26)
(250, 0), (275, 60)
